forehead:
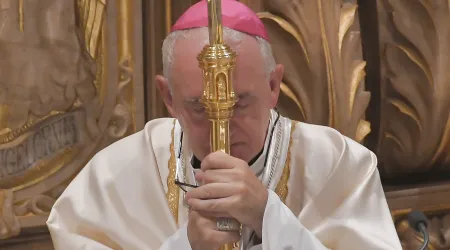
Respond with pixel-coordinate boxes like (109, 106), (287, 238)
(170, 29), (266, 98)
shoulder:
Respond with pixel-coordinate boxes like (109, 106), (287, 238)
(81, 118), (177, 181)
(290, 121), (377, 178)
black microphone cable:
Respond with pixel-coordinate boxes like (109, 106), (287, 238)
(408, 210), (429, 250)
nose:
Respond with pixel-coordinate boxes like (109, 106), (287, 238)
(229, 116), (238, 138)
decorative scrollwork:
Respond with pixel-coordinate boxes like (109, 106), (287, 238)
(377, 0), (450, 176)
(0, 187), (62, 240)
(107, 55), (132, 139)
(258, 0), (371, 142)
(77, 0), (106, 59)
(0, 189), (19, 240)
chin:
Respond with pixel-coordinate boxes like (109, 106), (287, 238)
(230, 145), (251, 162)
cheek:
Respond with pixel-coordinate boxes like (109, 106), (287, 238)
(233, 111), (267, 138)
(178, 110), (210, 140)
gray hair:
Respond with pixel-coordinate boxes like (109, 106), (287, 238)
(162, 27), (276, 84)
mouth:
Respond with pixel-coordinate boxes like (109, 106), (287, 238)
(231, 142), (245, 147)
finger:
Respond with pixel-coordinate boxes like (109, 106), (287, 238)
(189, 210), (239, 246)
(197, 210), (231, 219)
(193, 170), (205, 183)
(188, 196), (235, 214)
(203, 230), (240, 247)
(190, 209), (233, 225)
(196, 169), (238, 184)
(189, 210), (231, 227)
(201, 151), (244, 171)
(186, 183), (236, 200)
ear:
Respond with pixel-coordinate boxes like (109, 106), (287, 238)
(268, 64), (284, 108)
(155, 75), (176, 117)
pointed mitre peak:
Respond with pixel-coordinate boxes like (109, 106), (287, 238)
(170, 0), (269, 41)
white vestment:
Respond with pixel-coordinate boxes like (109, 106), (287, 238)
(46, 111), (402, 249)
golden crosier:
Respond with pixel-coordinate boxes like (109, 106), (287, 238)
(198, 0), (238, 155)
(197, 0), (239, 249)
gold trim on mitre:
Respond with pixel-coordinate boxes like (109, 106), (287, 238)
(275, 120), (297, 203)
(166, 119), (179, 224)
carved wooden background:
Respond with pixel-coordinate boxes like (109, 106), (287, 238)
(0, 0), (448, 249)
(144, 1), (450, 249)
(0, 0), (144, 249)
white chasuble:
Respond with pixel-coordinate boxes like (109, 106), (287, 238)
(46, 111), (403, 250)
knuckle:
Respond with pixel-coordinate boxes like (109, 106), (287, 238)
(203, 171), (212, 184)
(237, 171), (246, 181)
(218, 232), (239, 246)
(237, 183), (247, 194)
(201, 154), (213, 170)
(230, 232), (240, 242)
(189, 200), (198, 210)
(189, 209), (197, 217)
(207, 200), (219, 211)
(238, 158), (247, 167)
(203, 185), (212, 199)
(195, 219), (204, 231)
(205, 187), (211, 199)
(203, 231), (215, 244)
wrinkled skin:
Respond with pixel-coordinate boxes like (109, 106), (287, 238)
(156, 29), (284, 249)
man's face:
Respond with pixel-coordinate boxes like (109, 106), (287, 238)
(157, 30), (283, 162)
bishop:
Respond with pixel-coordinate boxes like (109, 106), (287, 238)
(47, 1), (403, 249)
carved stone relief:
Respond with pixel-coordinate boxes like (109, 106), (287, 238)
(377, 0), (450, 177)
(0, 0), (144, 240)
(259, 0), (371, 142)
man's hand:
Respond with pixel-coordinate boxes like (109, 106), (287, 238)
(187, 209), (240, 250)
(186, 151), (269, 237)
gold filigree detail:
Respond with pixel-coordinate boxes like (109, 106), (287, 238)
(257, 12), (310, 66)
(280, 82), (306, 121)
(165, 0), (172, 35)
(431, 116), (450, 164)
(317, 0), (335, 127)
(388, 98), (423, 132)
(77, 0), (106, 58)
(18, 0), (23, 31)
(0, 189), (20, 240)
(275, 120), (298, 203)
(166, 119), (179, 224)
(339, 4), (357, 57)
(0, 105), (8, 132)
(107, 55), (133, 139)
(117, 0), (137, 131)
(0, 111), (62, 144)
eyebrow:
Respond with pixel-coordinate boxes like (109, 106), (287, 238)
(183, 97), (201, 105)
(237, 93), (251, 100)
(183, 93), (251, 104)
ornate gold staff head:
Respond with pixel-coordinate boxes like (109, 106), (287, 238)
(197, 0), (238, 154)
